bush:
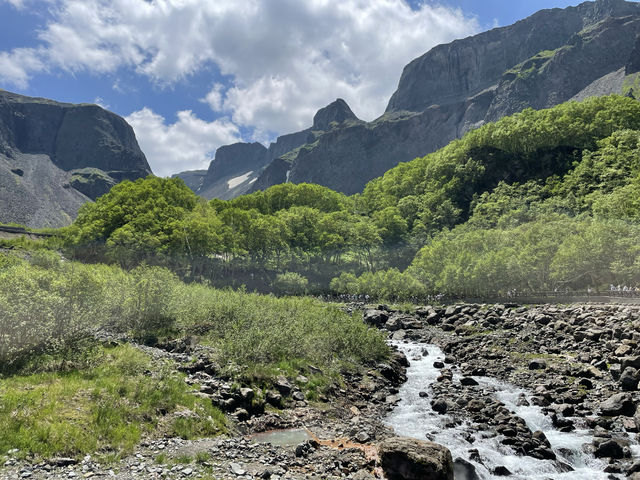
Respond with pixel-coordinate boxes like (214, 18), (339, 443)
(273, 272), (308, 295)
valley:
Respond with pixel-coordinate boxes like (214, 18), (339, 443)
(2, 1), (640, 479)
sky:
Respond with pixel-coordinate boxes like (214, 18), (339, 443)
(0, 0), (619, 176)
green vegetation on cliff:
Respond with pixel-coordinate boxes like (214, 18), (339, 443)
(58, 95), (640, 298)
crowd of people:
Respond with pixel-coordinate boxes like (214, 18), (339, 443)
(609, 284), (640, 297)
(311, 287), (640, 304)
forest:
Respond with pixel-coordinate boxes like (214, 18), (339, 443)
(40, 94), (640, 300)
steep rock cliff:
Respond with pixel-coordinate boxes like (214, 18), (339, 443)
(0, 90), (152, 227)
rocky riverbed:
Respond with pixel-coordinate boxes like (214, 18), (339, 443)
(2, 302), (640, 479)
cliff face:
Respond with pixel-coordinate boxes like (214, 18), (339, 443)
(245, 0), (640, 196)
(178, 99), (362, 199)
(178, 0), (640, 200)
(386, 0), (640, 114)
(0, 90), (152, 228)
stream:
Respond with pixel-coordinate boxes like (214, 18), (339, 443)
(385, 341), (632, 479)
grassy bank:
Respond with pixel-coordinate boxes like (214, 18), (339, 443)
(0, 345), (226, 460)
(0, 250), (388, 459)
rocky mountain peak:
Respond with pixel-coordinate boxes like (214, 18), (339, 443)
(312, 99), (359, 131)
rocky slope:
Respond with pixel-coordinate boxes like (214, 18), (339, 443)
(4, 301), (640, 479)
(178, 0), (640, 199)
(0, 90), (152, 228)
(175, 99), (362, 200)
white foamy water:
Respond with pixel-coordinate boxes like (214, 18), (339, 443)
(385, 342), (626, 480)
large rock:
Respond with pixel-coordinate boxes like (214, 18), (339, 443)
(0, 90), (151, 227)
(600, 392), (635, 416)
(379, 437), (454, 480)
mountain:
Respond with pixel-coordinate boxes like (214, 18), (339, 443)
(175, 99), (362, 199)
(0, 90), (152, 228)
(176, 0), (640, 199)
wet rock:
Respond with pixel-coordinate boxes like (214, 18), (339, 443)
(379, 437), (454, 480)
(460, 377), (479, 386)
(492, 465), (511, 476)
(593, 438), (625, 458)
(453, 458), (479, 480)
(431, 398), (450, 414)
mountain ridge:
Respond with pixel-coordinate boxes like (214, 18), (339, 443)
(0, 90), (152, 228)
(174, 0), (640, 198)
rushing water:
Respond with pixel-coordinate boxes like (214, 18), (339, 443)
(385, 342), (626, 480)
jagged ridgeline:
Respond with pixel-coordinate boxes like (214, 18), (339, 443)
(60, 95), (640, 297)
(176, 0), (640, 200)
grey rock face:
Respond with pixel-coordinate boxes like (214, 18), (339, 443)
(196, 142), (270, 200)
(0, 90), (151, 227)
(182, 98), (362, 199)
(312, 98), (358, 131)
(172, 169), (207, 192)
(247, 1), (640, 196)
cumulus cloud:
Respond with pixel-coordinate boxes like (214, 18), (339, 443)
(0, 0), (480, 173)
(1, 1), (478, 127)
(0, 48), (45, 88)
(125, 108), (241, 177)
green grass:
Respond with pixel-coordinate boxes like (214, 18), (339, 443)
(0, 345), (226, 460)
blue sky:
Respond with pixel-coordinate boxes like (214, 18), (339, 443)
(0, 0), (625, 175)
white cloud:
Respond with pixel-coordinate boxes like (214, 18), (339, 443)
(0, 0), (480, 173)
(125, 108), (241, 177)
(0, 0), (478, 129)
(202, 83), (225, 111)
(0, 48), (45, 88)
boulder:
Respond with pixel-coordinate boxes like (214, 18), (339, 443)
(529, 359), (547, 370)
(363, 309), (389, 328)
(379, 437), (454, 480)
(600, 392), (635, 416)
(620, 367), (640, 391)
(593, 438), (625, 459)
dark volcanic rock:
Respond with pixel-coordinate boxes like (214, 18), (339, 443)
(379, 437), (454, 480)
(0, 90), (151, 227)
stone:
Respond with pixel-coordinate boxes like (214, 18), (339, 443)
(594, 439), (625, 459)
(453, 458), (479, 480)
(620, 367), (640, 391)
(600, 393), (635, 416)
(622, 356), (640, 370)
(274, 376), (292, 395)
(431, 398), (449, 414)
(492, 466), (512, 476)
(378, 437), (454, 480)
(355, 431), (370, 443)
(460, 377), (479, 386)
(529, 359), (547, 370)
(229, 463), (246, 476)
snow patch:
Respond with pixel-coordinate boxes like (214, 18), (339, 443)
(227, 171), (254, 189)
